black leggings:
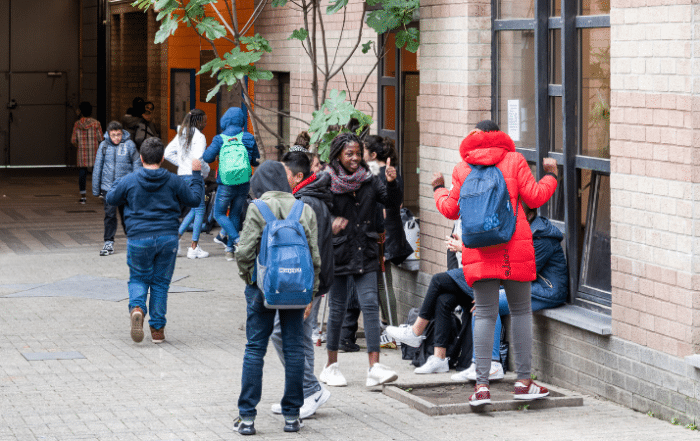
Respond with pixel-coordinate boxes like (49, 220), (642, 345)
(418, 272), (470, 348)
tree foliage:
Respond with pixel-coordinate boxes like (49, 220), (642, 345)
(133, 0), (420, 159)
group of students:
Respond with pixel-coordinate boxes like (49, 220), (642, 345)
(74, 106), (568, 432)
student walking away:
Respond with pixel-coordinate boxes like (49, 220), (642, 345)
(364, 135), (414, 326)
(431, 119), (558, 406)
(71, 101), (102, 204)
(267, 151), (334, 419)
(320, 132), (402, 388)
(93, 121), (142, 256)
(203, 107), (260, 261)
(164, 109), (211, 259)
(105, 138), (203, 344)
(234, 161), (321, 435)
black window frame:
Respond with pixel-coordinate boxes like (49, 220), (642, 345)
(492, 0), (611, 311)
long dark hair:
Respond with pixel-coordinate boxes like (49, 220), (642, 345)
(178, 109), (206, 154)
(364, 135), (397, 163)
(328, 132), (368, 173)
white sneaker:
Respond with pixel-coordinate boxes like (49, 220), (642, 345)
(452, 361), (504, 381)
(176, 242), (183, 257)
(384, 324), (424, 348)
(366, 363), (398, 387)
(187, 245), (209, 259)
(414, 355), (450, 374)
(451, 363), (475, 381)
(319, 363), (347, 387)
(273, 387), (331, 417)
(300, 387), (331, 418)
(311, 330), (327, 343)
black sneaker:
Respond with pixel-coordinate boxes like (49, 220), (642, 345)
(79, 197), (87, 204)
(283, 418), (304, 433)
(234, 417), (255, 436)
(339, 340), (360, 353)
(214, 233), (228, 247)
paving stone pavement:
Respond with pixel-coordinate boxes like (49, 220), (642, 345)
(1, 170), (698, 440)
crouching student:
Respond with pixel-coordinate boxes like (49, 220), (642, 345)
(235, 160), (321, 435)
(105, 138), (203, 344)
(269, 151), (334, 419)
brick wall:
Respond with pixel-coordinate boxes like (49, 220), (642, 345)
(609, 1), (696, 357)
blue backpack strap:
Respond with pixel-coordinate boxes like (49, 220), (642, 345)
(252, 199), (278, 224)
(287, 199), (304, 222)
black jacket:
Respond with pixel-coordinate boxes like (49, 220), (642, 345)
(295, 172), (334, 296)
(331, 174), (401, 275)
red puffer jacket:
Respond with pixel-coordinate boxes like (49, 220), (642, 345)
(434, 130), (557, 287)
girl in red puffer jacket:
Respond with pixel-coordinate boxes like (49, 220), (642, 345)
(432, 120), (558, 406)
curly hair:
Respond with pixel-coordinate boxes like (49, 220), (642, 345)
(328, 132), (368, 172)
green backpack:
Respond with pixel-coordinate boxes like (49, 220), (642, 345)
(218, 132), (251, 185)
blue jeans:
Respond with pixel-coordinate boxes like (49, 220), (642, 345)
(238, 284), (304, 420)
(126, 235), (178, 329)
(178, 177), (206, 242)
(214, 182), (249, 250)
(271, 296), (323, 399)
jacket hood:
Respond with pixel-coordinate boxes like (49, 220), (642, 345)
(295, 171), (333, 206)
(459, 130), (515, 166)
(531, 216), (563, 241)
(103, 129), (131, 144)
(250, 161), (291, 198)
(135, 167), (170, 192)
(76, 117), (100, 131)
(220, 107), (246, 134)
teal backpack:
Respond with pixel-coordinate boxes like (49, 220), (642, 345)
(218, 132), (251, 185)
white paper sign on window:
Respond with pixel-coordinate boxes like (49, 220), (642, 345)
(507, 100), (520, 142)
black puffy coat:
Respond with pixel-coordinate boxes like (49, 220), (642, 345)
(294, 172), (334, 296)
(331, 175), (402, 276)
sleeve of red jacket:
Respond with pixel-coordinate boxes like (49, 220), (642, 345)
(433, 163), (465, 221)
(514, 154), (558, 209)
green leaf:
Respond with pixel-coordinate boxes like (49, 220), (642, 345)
(196, 17), (227, 40)
(240, 34), (273, 53)
(395, 28), (420, 53)
(361, 41), (373, 54)
(154, 14), (180, 44)
(205, 81), (224, 103)
(326, 0), (348, 15)
(287, 28), (309, 41)
(154, 0), (177, 10)
(271, 0), (288, 7)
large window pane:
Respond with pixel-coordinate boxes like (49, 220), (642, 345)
(580, 27), (610, 158)
(550, 29), (561, 84)
(383, 85), (395, 131)
(580, 173), (611, 293)
(498, 0), (535, 19)
(383, 33), (396, 78)
(498, 31), (536, 149)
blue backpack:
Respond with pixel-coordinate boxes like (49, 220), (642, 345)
(459, 164), (518, 248)
(252, 199), (314, 309)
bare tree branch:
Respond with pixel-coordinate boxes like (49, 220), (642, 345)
(316, 2), (330, 103)
(241, 87), (311, 125)
(240, 0), (270, 36)
(327, 2), (366, 80)
(209, 3), (240, 41)
(331, 4), (347, 70)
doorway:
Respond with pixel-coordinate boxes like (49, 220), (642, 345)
(0, 0), (80, 167)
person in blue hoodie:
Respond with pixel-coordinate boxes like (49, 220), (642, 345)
(93, 121), (142, 256)
(202, 107), (260, 261)
(106, 138), (203, 344)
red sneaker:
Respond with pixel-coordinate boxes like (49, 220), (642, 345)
(513, 381), (549, 400)
(469, 385), (491, 407)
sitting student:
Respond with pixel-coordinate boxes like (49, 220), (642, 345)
(234, 161), (321, 435)
(105, 138), (203, 344)
(387, 206), (568, 377)
(269, 151), (334, 419)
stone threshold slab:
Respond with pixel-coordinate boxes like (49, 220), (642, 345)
(383, 380), (583, 416)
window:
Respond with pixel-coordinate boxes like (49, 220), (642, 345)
(493, 0), (611, 310)
(170, 69), (195, 130)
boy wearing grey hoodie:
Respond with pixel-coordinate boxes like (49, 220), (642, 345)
(234, 161), (321, 435)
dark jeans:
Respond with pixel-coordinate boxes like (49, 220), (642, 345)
(103, 198), (126, 242)
(238, 284), (304, 420)
(326, 272), (381, 353)
(78, 167), (87, 193)
(126, 235), (178, 329)
(214, 182), (250, 250)
(418, 272), (472, 349)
